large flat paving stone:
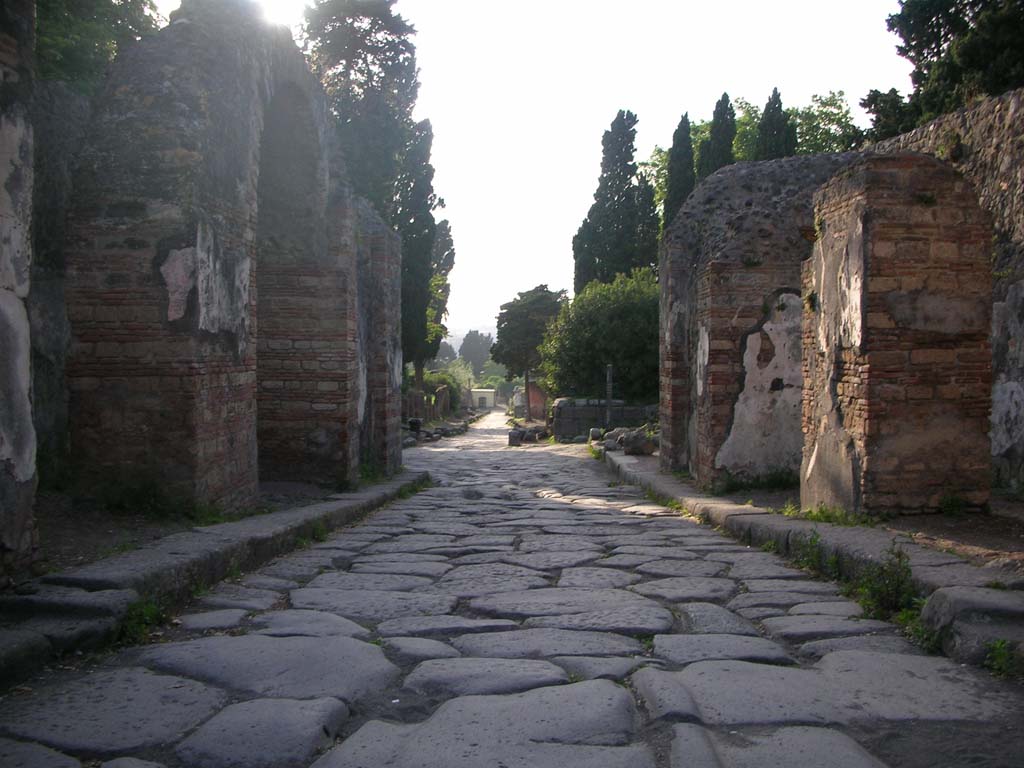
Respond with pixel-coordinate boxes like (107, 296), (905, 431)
(197, 584), (280, 612)
(797, 634), (923, 659)
(637, 650), (1022, 725)
(741, 579), (839, 594)
(552, 655), (647, 681)
(0, 667), (226, 756)
(670, 724), (888, 768)
(789, 601), (863, 617)
(760, 615), (893, 642)
(0, 737), (80, 768)
(251, 609), (370, 638)
(305, 572), (434, 591)
(524, 605), (674, 634)
(630, 577), (737, 602)
(728, 591), (844, 611)
(469, 587), (661, 619)
(350, 561), (453, 578)
(383, 636), (460, 662)
(676, 603), (759, 636)
(178, 609), (248, 631)
(290, 588), (456, 622)
(610, 546), (700, 560)
(404, 657), (568, 696)
(138, 635), (398, 703)
(375, 615), (519, 637)
(310, 680), (655, 768)
(558, 567), (640, 588)
(653, 634), (794, 666)
(452, 628), (643, 658)
(502, 551), (602, 569)
(636, 560), (729, 578)
(176, 697), (349, 768)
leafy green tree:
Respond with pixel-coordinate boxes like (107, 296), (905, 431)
(424, 219), (456, 364)
(754, 88), (797, 160)
(36, 0), (160, 89)
(697, 93), (736, 180)
(690, 119), (711, 176)
(395, 120), (442, 388)
(430, 341), (457, 366)
(305, 0), (419, 218)
(792, 91), (865, 153)
(663, 113), (696, 229)
(458, 330), (494, 378)
(638, 145), (668, 222)
(572, 110), (659, 294)
(863, 0), (1024, 137)
(731, 98), (761, 162)
(491, 285), (566, 400)
(540, 269), (659, 403)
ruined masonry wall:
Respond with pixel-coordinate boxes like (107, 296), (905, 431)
(659, 154), (855, 489)
(874, 88), (1024, 489)
(0, 0), (37, 582)
(802, 155), (992, 515)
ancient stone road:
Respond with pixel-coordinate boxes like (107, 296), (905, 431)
(2, 412), (1023, 767)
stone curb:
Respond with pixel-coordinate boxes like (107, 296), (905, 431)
(0, 470), (429, 689)
(604, 450), (1024, 668)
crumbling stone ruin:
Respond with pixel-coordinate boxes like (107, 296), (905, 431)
(661, 87), (1022, 514)
(802, 155), (992, 514)
(0, 0), (403, 583)
(0, 0), (37, 580)
(659, 154), (854, 490)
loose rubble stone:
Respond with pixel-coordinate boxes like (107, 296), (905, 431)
(452, 628), (643, 658)
(176, 698), (349, 768)
(139, 635), (397, 702)
(0, 738), (81, 768)
(310, 681), (655, 768)
(251, 610), (370, 638)
(0, 668), (226, 755)
(404, 658), (568, 696)
(653, 634), (794, 665)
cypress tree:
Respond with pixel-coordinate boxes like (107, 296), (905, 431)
(573, 110), (658, 293)
(755, 87), (797, 160)
(663, 112), (695, 229)
(697, 93), (736, 180)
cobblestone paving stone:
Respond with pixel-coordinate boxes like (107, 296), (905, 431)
(0, 413), (1022, 767)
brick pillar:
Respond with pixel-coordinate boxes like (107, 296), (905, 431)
(659, 239), (690, 472)
(802, 154), (992, 515)
(0, 0), (37, 583)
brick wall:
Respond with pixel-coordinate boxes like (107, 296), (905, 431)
(802, 154), (992, 515)
(550, 399), (657, 440)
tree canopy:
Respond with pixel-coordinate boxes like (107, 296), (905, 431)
(754, 88), (798, 160)
(663, 113), (696, 229)
(862, 0), (1024, 138)
(424, 219), (456, 363)
(696, 93), (736, 180)
(572, 110), (659, 294)
(792, 91), (865, 153)
(36, 0), (160, 88)
(731, 98), (761, 162)
(458, 330), (494, 378)
(491, 285), (566, 383)
(540, 269), (659, 403)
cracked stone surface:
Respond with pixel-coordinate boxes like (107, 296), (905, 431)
(3, 413), (1022, 767)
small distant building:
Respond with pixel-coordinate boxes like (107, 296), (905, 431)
(471, 388), (497, 409)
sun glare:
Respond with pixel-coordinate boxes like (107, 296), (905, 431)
(257, 0), (308, 28)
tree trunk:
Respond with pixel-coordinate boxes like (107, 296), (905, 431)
(524, 368), (531, 421)
(414, 362), (425, 391)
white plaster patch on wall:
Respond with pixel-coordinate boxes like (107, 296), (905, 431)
(716, 292), (803, 475)
(0, 114), (32, 297)
(194, 219), (252, 350)
(0, 290), (37, 482)
(695, 324), (709, 397)
(837, 218), (864, 349)
(160, 246), (197, 321)
(390, 347), (403, 392)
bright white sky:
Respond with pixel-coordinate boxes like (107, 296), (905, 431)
(158, 0), (913, 346)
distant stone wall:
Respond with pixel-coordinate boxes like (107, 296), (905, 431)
(874, 88), (1024, 489)
(550, 399), (657, 440)
(0, 0), (37, 582)
(802, 155), (992, 514)
(659, 154), (855, 489)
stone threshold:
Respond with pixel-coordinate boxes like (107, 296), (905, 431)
(0, 470), (429, 689)
(605, 451), (1024, 670)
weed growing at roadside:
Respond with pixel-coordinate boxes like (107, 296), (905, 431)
(984, 639), (1024, 679)
(761, 540), (778, 554)
(780, 502), (878, 527)
(311, 521), (329, 542)
(644, 489), (684, 513)
(850, 543), (916, 620)
(893, 599), (942, 654)
(588, 445), (604, 461)
(118, 600), (166, 645)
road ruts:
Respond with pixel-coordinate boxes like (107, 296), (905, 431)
(1, 411), (1022, 768)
